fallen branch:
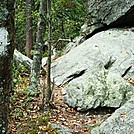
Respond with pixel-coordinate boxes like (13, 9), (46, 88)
(13, 49), (56, 70)
(54, 38), (72, 48)
(13, 49), (32, 70)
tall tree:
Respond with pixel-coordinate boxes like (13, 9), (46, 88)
(28, 0), (47, 95)
(46, 0), (52, 104)
(15, 0), (26, 52)
(25, 0), (33, 58)
(0, 0), (15, 133)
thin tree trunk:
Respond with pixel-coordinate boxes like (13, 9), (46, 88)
(0, 1), (15, 133)
(28, 0), (47, 95)
(46, 0), (52, 104)
(25, 0), (33, 58)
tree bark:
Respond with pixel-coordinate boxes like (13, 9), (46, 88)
(28, 0), (47, 95)
(0, 1), (15, 133)
(46, 0), (52, 104)
(25, 0), (33, 58)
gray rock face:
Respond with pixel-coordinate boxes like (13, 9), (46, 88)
(51, 123), (72, 134)
(81, 0), (134, 36)
(51, 29), (134, 111)
(91, 97), (134, 134)
(63, 36), (85, 54)
(62, 66), (134, 111)
(51, 29), (134, 86)
(14, 49), (32, 70)
(64, 0), (134, 54)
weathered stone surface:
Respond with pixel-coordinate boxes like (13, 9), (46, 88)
(87, 0), (134, 25)
(41, 55), (55, 67)
(51, 29), (134, 86)
(63, 36), (85, 54)
(14, 49), (32, 70)
(81, 0), (134, 37)
(62, 66), (134, 111)
(51, 123), (72, 134)
(91, 97), (134, 134)
(64, 0), (134, 54)
(13, 50), (55, 70)
(51, 29), (134, 111)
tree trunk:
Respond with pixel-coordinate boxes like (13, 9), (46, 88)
(0, 1), (15, 133)
(28, 0), (47, 95)
(46, 0), (52, 104)
(25, 0), (33, 58)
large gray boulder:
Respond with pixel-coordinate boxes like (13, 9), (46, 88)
(91, 97), (134, 134)
(62, 66), (134, 111)
(51, 29), (134, 111)
(51, 29), (134, 86)
(64, 0), (134, 54)
(81, 0), (134, 37)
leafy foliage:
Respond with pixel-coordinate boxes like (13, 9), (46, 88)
(52, 0), (87, 50)
(15, 0), (87, 53)
(12, 61), (29, 86)
(15, 0), (26, 53)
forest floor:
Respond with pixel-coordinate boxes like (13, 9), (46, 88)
(8, 74), (119, 134)
(48, 84), (114, 133)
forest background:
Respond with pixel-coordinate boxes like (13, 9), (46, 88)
(16, 0), (87, 56)
(10, 0), (88, 133)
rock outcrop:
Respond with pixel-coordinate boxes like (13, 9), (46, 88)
(62, 66), (134, 111)
(81, 0), (134, 37)
(51, 0), (134, 131)
(63, 0), (134, 53)
(51, 29), (134, 111)
(91, 97), (134, 134)
(52, 29), (134, 86)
